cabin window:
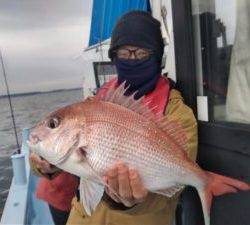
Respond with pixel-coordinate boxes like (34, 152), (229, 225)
(192, 0), (250, 124)
(93, 62), (117, 88)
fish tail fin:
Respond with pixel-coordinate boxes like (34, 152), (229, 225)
(197, 172), (250, 225)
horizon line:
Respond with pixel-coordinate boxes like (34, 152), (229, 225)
(0, 87), (83, 98)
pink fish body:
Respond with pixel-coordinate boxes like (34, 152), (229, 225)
(28, 84), (249, 224)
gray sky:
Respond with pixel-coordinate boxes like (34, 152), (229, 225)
(0, 0), (93, 95)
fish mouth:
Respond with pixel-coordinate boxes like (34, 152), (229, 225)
(27, 140), (38, 152)
(28, 132), (41, 145)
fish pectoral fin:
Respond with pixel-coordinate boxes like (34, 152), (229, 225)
(79, 178), (105, 216)
(154, 185), (185, 197)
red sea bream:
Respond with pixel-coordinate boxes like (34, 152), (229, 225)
(28, 84), (250, 225)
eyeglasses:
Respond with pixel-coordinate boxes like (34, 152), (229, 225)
(114, 48), (154, 60)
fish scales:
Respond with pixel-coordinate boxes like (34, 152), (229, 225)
(81, 99), (195, 190)
(83, 99), (186, 161)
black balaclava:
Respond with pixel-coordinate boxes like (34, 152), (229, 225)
(108, 10), (164, 99)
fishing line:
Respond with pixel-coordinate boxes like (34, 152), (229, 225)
(0, 49), (21, 154)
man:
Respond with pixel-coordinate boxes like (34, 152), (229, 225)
(31, 10), (197, 225)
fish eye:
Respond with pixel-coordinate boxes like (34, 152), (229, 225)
(48, 116), (61, 129)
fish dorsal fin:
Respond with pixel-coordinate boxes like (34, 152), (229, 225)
(97, 82), (188, 152)
(97, 82), (156, 120)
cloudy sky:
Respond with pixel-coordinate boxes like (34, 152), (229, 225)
(0, 0), (93, 95)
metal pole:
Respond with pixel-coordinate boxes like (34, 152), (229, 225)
(0, 49), (20, 154)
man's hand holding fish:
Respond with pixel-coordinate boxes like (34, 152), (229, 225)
(103, 161), (148, 207)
